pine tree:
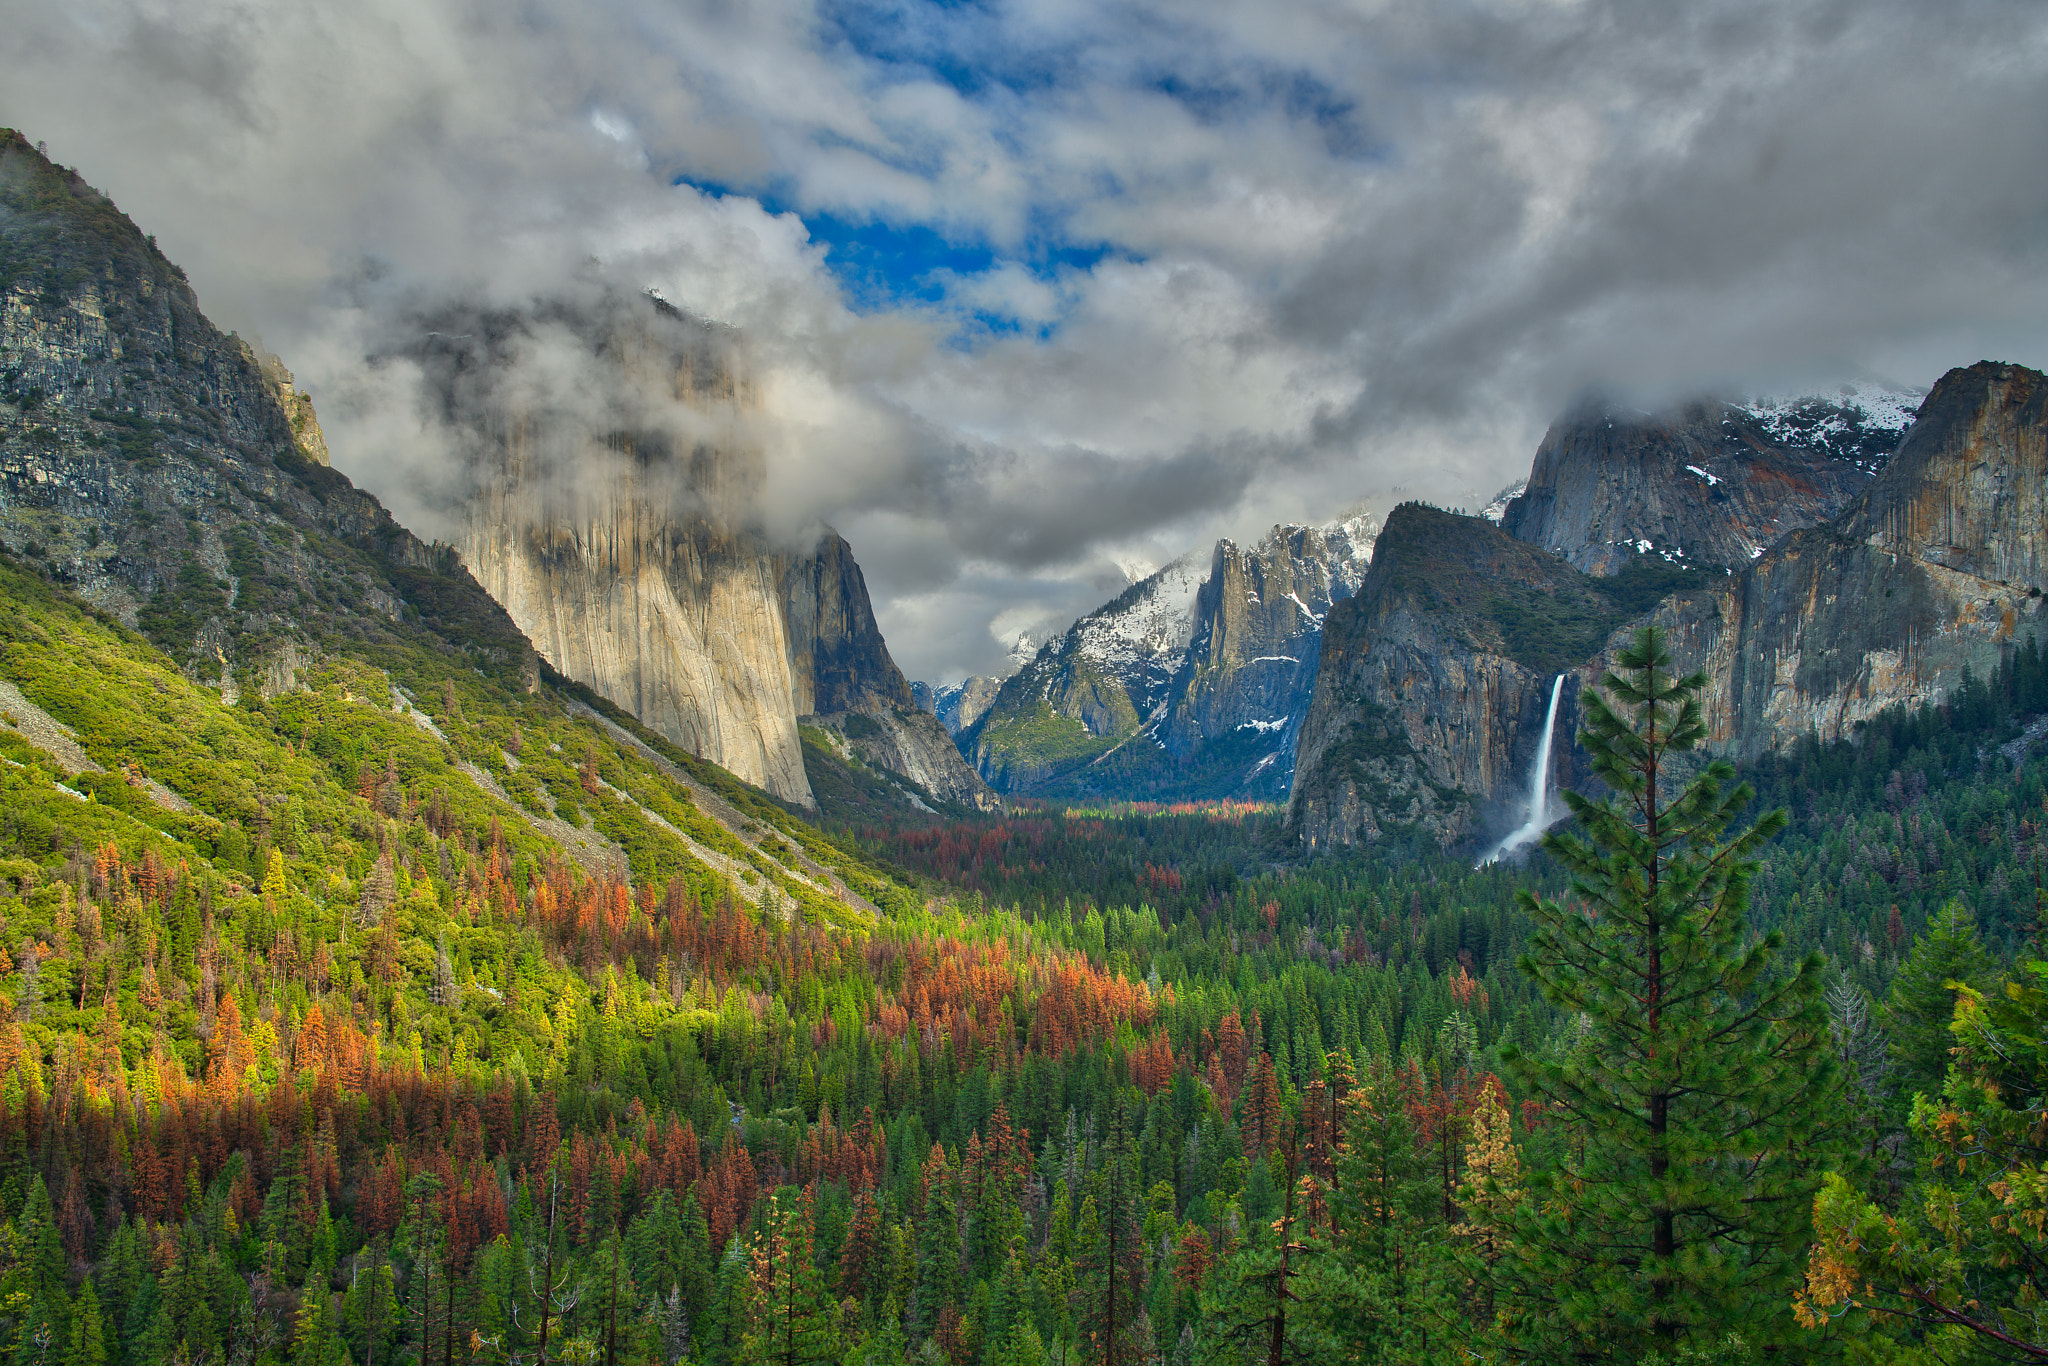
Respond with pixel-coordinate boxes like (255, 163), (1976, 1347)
(744, 1190), (837, 1366)
(67, 1280), (107, 1366)
(1074, 1104), (1147, 1366)
(1317, 1062), (1458, 1364)
(1799, 954), (2048, 1355)
(1880, 899), (1996, 1101)
(1501, 625), (1839, 1358)
(1199, 1132), (1335, 1366)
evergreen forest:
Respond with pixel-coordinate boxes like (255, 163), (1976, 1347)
(0, 530), (2033, 1366)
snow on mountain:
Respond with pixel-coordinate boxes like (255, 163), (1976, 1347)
(1480, 481), (1527, 523)
(1733, 379), (1925, 472)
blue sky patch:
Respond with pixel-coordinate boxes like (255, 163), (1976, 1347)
(684, 177), (1122, 338)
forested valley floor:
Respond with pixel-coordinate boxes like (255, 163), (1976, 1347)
(0, 550), (2041, 1363)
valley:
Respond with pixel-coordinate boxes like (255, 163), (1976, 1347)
(0, 126), (2041, 1365)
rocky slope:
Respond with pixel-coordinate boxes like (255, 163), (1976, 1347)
(0, 129), (924, 912)
(960, 514), (1376, 798)
(1292, 364), (2044, 852)
(0, 130), (542, 699)
(915, 676), (1003, 736)
(423, 293), (990, 813)
(1501, 382), (1919, 575)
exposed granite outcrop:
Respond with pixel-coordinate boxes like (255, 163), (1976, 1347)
(0, 130), (537, 698)
(1288, 505), (1609, 850)
(1502, 387), (1915, 574)
(429, 292), (990, 810)
(1639, 362), (2046, 755)
(915, 676), (1003, 736)
(1292, 364), (2047, 852)
(961, 515), (1376, 799)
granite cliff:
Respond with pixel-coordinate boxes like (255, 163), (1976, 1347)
(0, 130), (540, 699)
(423, 294), (991, 812)
(1292, 364), (2046, 852)
(1501, 383), (1918, 574)
(1641, 361), (2047, 756)
(1287, 505), (1685, 850)
(960, 515), (1376, 798)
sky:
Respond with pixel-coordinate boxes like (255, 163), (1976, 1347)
(6, 0), (2048, 682)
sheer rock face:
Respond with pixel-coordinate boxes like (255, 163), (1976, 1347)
(437, 295), (990, 810)
(459, 490), (815, 804)
(781, 533), (996, 810)
(1292, 363), (2048, 853)
(1288, 506), (1593, 852)
(1644, 362), (2047, 756)
(1501, 386), (1916, 575)
(1161, 518), (1376, 777)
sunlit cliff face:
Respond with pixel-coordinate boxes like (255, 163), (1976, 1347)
(400, 288), (819, 804)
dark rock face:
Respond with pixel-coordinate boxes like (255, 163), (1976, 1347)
(1288, 505), (1619, 850)
(0, 131), (537, 695)
(1501, 387), (1916, 575)
(782, 530), (996, 810)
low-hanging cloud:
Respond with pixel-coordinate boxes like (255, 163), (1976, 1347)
(4, 0), (2045, 681)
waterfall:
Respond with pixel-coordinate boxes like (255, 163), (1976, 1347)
(1480, 673), (1567, 866)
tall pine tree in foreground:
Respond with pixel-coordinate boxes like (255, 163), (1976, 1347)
(1500, 626), (1839, 1359)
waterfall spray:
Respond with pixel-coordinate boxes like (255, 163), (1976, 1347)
(1481, 673), (1567, 866)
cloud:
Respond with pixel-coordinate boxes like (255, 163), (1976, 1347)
(4, 0), (2046, 681)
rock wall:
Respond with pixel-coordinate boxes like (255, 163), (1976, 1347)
(1644, 362), (2047, 756)
(0, 131), (538, 696)
(436, 293), (990, 810)
(960, 515), (1375, 799)
(1161, 518), (1374, 783)
(1288, 505), (1593, 850)
(1292, 363), (2047, 853)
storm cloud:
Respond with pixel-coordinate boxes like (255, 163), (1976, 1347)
(4, 0), (2044, 681)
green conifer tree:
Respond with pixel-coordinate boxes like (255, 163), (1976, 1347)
(1501, 626), (1838, 1358)
(66, 1281), (108, 1366)
(743, 1190), (837, 1366)
(1880, 900), (1997, 1101)
(1316, 1063), (1458, 1363)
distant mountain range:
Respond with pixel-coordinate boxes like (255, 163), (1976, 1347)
(930, 514), (1376, 800)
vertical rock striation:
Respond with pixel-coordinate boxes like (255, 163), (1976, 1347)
(958, 513), (1376, 799)
(430, 292), (990, 810)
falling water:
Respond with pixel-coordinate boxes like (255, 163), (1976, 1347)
(1480, 673), (1566, 866)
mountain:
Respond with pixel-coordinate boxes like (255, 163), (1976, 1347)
(912, 676), (1004, 736)
(0, 126), (905, 918)
(1289, 505), (1698, 849)
(409, 293), (992, 816)
(958, 514), (1376, 799)
(1500, 382), (1920, 575)
(1290, 365), (2044, 852)
(1644, 361), (2047, 756)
